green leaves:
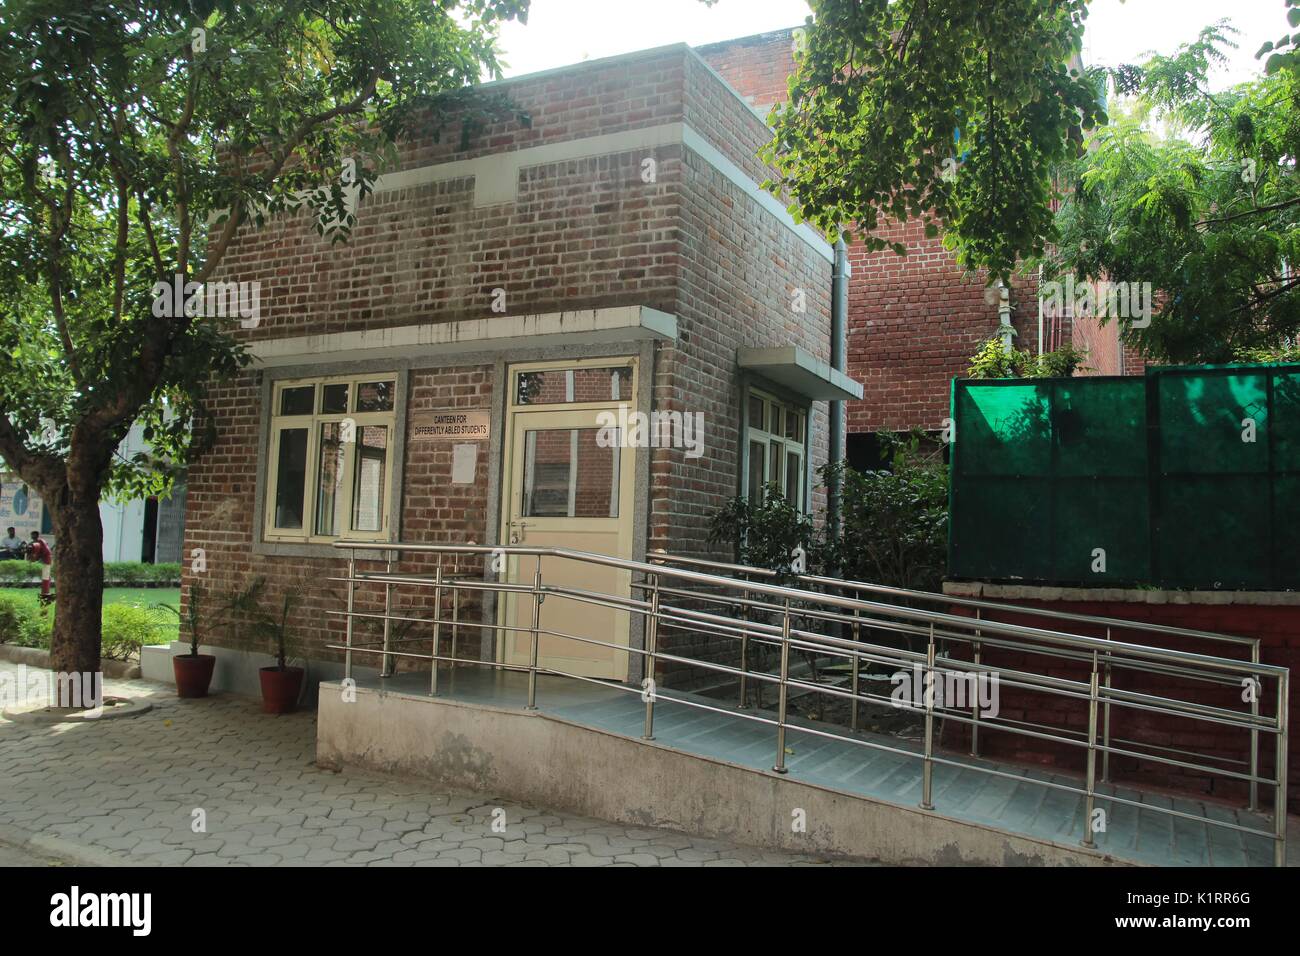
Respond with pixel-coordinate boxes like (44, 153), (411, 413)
(763, 0), (1104, 280)
(1043, 19), (1300, 364)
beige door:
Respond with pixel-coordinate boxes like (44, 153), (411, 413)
(499, 365), (637, 681)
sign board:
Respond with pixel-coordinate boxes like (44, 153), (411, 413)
(0, 473), (45, 534)
(410, 409), (491, 441)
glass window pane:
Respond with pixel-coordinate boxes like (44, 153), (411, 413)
(769, 441), (783, 495)
(314, 422), (346, 536)
(514, 367), (633, 405)
(356, 380), (395, 412)
(522, 428), (619, 517)
(273, 428), (309, 529)
(748, 395), (765, 430)
(771, 404), (784, 438)
(321, 383), (349, 415)
(279, 386), (314, 416)
(786, 451), (801, 505)
(785, 410), (803, 442)
(748, 440), (766, 504)
(351, 426), (389, 533)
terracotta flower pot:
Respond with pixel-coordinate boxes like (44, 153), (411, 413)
(173, 654), (216, 699)
(259, 666), (305, 714)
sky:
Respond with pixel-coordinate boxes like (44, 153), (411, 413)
(496, 0), (1292, 90)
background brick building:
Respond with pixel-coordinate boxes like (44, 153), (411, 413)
(697, 27), (1126, 468)
(181, 42), (859, 694)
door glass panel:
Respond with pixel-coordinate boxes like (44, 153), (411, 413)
(314, 422), (346, 535)
(514, 367), (633, 406)
(279, 386), (314, 416)
(522, 428), (619, 518)
(273, 428), (309, 529)
(351, 426), (389, 533)
(321, 383), (349, 415)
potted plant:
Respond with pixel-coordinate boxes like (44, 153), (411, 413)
(159, 583), (216, 698)
(226, 576), (305, 714)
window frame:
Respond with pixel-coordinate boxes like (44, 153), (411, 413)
(262, 372), (398, 544)
(743, 385), (809, 510)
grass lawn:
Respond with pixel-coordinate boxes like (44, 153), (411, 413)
(0, 586), (181, 644)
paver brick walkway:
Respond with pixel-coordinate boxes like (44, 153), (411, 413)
(0, 662), (853, 867)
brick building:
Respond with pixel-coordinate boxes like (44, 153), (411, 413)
(696, 28), (1126, 468)
(180, 42), (860, 693)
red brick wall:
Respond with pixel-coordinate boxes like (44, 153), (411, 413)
(942, 598), (1298, 814)
(184, 47), (837, 683)
(695, 29), (797, 113)
(846, 219), (1043, 433)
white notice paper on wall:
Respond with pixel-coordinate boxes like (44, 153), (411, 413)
(452, 444), (477, 485)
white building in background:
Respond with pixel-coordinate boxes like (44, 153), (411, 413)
(0, 424), (185, 564)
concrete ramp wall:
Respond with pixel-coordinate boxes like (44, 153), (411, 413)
(316, 681), (1131, 866)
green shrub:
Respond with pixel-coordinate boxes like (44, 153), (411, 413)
(0, 560), (34, 585)
(102, 561), (181, 585)
(967, 334), (1090, 379)
(0, 593), (28, 643)
(707, 483), (817, 582)
(15, 605), (52, 649)
(101, 602), (172, 661)
(822, 434), (950, 594)
(150, 562), (181, 583)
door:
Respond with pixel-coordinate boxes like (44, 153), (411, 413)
(499, 362), (637, 681)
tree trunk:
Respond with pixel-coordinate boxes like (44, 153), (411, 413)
(46, 488), (105, 679)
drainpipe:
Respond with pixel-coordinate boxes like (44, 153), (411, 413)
(1036, 265), (1045, 357)
(997, 279), (1014, 351)
(828, 239), (849, 538)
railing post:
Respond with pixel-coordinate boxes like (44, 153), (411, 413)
(381, 548), (395, 678)
(773, 598), (792, 774)
(429, 564), (443, 696)
(1101, 627), (1113, 784)
(1274, 671), (1289, 868)
(344, 550), (356, 681)
(920, 623), (936, 810)
(526, 560), (542, 710)
(738, 587), (750, 710)
(1250, 642), (1261, 812)
(451, 580), (460, 672)
(1081, 650), (1100, 849)
(970, 608), (981, 756)
(643, 572), (660, 740)
(850, 608), (861, 732)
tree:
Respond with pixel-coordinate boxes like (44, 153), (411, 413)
(761, 0), (1106, 280)
(1044, 19), (1300, 363)
(0, 0), (529, 680)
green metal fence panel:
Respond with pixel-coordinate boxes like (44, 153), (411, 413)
(948, 363), (1300, 590)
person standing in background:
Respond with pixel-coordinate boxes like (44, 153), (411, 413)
(27, 530), (52, 601)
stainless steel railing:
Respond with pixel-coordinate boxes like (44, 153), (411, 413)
(328, 540), (1290, 867)
(648, 552), (1270, 807)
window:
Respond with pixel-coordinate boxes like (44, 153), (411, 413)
(744, 388), (807, 509)
(264, 374), (397, 542)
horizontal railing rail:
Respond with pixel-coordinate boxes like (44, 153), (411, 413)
(328, 540), (1290, 867)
